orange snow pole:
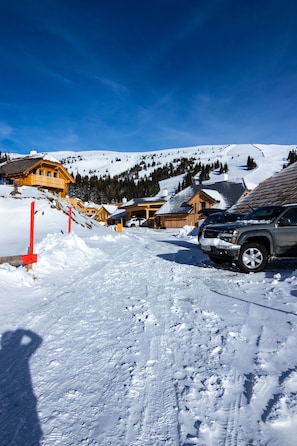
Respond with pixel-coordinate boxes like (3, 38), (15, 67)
(68, 206), (72, 233)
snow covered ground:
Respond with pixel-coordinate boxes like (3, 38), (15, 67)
(1, 186), (297, 446)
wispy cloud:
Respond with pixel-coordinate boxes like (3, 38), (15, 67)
(94, 76), (128, 97)
(0, 122), (13, 138)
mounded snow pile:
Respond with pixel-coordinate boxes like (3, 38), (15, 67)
(175, 225), (198, 237)
(35, 232), (105, 273)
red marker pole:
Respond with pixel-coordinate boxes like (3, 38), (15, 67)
(22, 201), (38, 266)
(29, 201), (35, 255)
(68, 206), (72, 233)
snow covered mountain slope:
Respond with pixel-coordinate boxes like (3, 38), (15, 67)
(13, 143), (295, 190)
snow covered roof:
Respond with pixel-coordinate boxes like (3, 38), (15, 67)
(201, 189), (228, 210)
(108, 208), (126, 219)
(156, 180), (246, 216)
(102, 204), (118, 214)
(84, 201), (101, 210)
(155, 187), (193, 215)
(121, 196), (167, 208)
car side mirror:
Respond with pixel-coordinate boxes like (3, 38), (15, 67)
(278, 217), (292, 227)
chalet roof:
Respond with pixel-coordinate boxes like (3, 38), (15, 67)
(201, 189), (228, 209)
(155, 180), (246, 216)
(121, 196), (167, 208)
(85, 202), (101, 210)
(230, 162), (297, 214)
(0, 157), (44, 175)
(101, 204), (118, 214)
(108, 208), (126, 220)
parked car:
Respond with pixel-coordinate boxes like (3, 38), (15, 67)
(198, 211), (244, 241)
(200, 204), (297, 272)
(125, 217), (147, 227)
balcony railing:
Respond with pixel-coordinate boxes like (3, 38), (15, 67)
(26, 175), (65, 190)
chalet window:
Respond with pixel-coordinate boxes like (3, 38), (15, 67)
(201, 202), (206, 209)
(39, 169), (44, 175)
(53, 172), (57, 178)
(47, 171), (51, 177)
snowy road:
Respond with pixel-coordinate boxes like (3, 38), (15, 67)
(1, 226), (297, 445)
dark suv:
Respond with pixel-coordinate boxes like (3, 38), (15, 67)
(200, 205), (297, 272)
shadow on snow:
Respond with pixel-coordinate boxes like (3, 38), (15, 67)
(0, 328), (43, 446)
(158, 239), (208, 266)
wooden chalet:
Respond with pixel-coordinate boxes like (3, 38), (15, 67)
(0, 155), (75, 198)
(230, 161), (297, 214)
(155, 180), (247, 228)
(96, 205), (118, 225)
(84, 203), (118, 225)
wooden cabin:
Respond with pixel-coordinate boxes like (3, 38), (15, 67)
(155, 180), (247, 228)
(0, 155), (75, 198)
(95, 205), (118, 225)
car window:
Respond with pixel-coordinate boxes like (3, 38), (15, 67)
(244, 207), (284, 221)
(210, 214), (224, 223)
(280, 208), (297, 225)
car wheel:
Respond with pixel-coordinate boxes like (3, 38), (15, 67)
(209, 255), (227, 264)
(237, 242), (268, 273)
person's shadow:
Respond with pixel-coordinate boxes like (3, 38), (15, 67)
(0, 329), (43, 445)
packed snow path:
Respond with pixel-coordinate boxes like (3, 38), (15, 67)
(1, 227), (297, 445)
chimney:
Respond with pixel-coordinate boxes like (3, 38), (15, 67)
(30, 148), (37, 156)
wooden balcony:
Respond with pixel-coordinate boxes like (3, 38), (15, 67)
(26, 174), (65, 190)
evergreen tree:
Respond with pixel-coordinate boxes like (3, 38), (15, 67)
(247, 156), (257, 170)
(287, 149), (297, 165)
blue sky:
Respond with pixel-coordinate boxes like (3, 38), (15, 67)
(1, 0), (297, 154)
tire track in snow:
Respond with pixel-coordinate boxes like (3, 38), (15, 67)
(125, 334), (179, 446)
(122, 250), (182, 445)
